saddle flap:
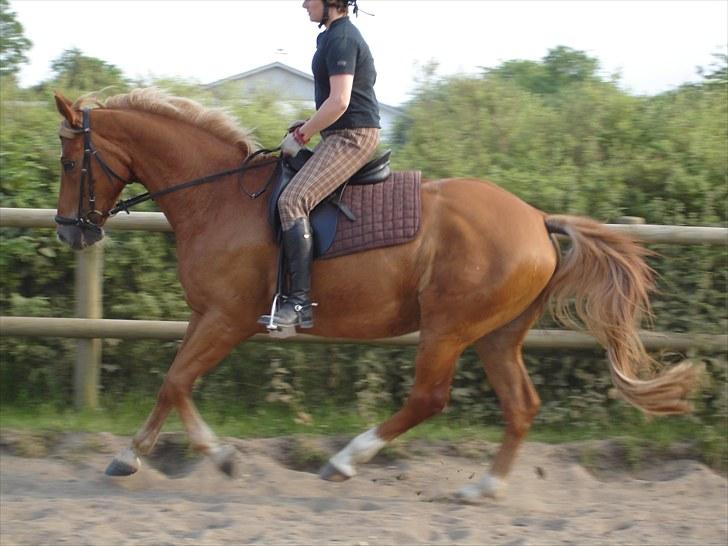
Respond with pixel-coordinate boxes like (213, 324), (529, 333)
(311, 201), (339, 257)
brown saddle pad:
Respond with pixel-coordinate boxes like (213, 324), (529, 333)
(322, 171), (422, 259)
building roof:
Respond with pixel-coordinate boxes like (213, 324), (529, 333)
(205, 61), (402, 114)
(204, 62), (313, 88)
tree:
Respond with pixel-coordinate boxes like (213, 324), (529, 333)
(485, 46), (601, 96)
(542, 46), (600, 88)
(0, 0), (32, 78)
(485, 59), (548, 95)
(701, 52), (727, 89)
(46, 48), (128, 93)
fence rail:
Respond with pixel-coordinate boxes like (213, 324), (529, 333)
(2, 207), (727, 243)
(2, 316), (726, 352)
(1, 208), (726, 409)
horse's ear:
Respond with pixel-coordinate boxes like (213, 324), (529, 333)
(54, 92), (81, 128)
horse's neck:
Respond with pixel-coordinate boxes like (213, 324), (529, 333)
(110, 111), (269, 237)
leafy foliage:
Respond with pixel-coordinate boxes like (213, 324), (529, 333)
(43, 48), (130, 96)
(0, 0), (31, 78)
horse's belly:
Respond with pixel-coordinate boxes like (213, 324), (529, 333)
(309, 300), (420, 339)
(307, 247), (422, 339)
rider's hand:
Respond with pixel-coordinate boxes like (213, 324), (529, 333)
(287, 119), (308, 133)
(280, 127), (309, 157)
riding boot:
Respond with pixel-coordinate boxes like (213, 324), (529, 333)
(271, 217), (315, 328)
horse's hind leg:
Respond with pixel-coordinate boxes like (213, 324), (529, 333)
(455, 303), (543, 500)
(106, 310), (249, 477)
(321, 336), (464, 481)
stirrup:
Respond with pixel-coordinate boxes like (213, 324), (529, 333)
(257, 293), (298, 338)
(257, 294), (316, 338)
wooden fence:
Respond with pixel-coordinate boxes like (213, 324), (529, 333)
(1, 207), (727, 409)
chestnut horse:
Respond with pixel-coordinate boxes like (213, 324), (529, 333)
(53, 89), (697, 499)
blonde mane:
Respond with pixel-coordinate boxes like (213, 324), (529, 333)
(73, 88), (259, 153)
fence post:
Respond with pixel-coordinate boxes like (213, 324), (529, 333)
(74, 243), (103, 410)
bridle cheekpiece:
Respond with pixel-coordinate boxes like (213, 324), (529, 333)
(55, 108), (135, 233)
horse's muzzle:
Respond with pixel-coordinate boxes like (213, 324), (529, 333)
(56, 223), (104, 250)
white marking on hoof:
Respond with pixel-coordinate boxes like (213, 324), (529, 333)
(209, 445), (241, 478)
(454, 483), (482, 501)
(320, 462), (351, 482)
(455, 473), (506, 500)
(326, 455), (356, 479)
(327, 428), (387, 478)
(105, 447), (141, 477)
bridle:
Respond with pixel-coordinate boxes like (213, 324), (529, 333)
(55, 108), (281, 232)
(55, 109), (136, 234)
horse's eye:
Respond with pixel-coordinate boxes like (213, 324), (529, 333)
(61, 159), (76, 172)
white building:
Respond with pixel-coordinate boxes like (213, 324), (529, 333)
(204, 62), (402, 138)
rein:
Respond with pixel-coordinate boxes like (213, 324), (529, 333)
(56, 108), (281, 228)
(109, 147), (280, 216)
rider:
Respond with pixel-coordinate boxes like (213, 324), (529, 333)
(265, 0), (381, 329)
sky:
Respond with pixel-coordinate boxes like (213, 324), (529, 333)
(9, 0), (728, 106)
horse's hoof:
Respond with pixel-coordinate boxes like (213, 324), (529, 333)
(210, 445), (241, 478)
(454, 484), (482, 501)
(455, 474), (506, 500)
(105, 448), (141, 477)
(320, 462), (351, 482)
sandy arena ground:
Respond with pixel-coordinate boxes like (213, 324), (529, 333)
(1, 430), (726, 545)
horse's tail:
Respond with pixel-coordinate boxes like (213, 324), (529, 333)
(543, 214), (700, 415)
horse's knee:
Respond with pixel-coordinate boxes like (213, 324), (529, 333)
(408, 387), (450, 418)
(431, 389), (451, 415)
(158, 374), (189, 406)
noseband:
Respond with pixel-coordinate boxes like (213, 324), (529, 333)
(55, 109), (135, 233)
(55, 108), (281, 230)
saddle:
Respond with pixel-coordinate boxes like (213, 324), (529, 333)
(268, 148), (393, 257)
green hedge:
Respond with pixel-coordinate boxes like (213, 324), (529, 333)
(1, 49), (725, 432)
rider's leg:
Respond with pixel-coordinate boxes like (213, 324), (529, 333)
(265, 128), (380, 328)
(267, 216), (315, 328)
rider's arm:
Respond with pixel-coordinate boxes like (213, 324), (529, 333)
(299, 74), (354, 141)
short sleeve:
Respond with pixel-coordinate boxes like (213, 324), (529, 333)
(325, 37), (357, 75)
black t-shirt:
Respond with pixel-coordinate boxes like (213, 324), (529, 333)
(312, 16), (380, 130)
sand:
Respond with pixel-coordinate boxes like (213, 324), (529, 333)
(1, 430), (726, 545)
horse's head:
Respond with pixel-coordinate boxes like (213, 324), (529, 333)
(53, 93), (134, 250)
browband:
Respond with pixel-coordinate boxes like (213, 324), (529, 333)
(58, 120), (82, 139)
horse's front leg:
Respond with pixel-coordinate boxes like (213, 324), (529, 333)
(106, 310), (251, 477)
